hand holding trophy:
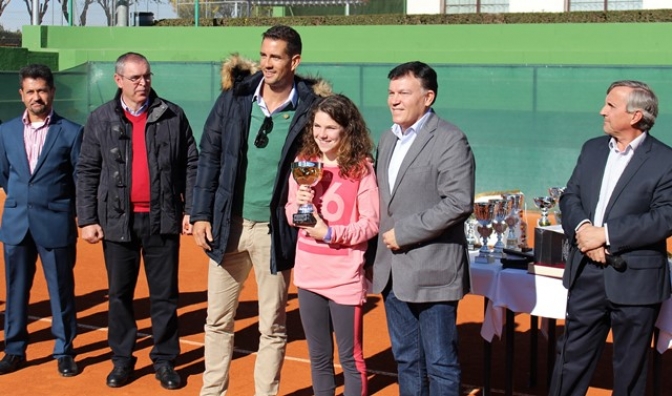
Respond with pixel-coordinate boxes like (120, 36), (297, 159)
(291, 161), (324, 226)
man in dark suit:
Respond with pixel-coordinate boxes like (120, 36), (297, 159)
(372, 61), (475, 396)
(0, 64), (82, 377)
(550, 80), (672, 395)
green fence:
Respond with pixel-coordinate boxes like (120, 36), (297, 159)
(1, 62), (671, 208)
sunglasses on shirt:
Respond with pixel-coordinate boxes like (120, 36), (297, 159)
(254, 117), (274, 148)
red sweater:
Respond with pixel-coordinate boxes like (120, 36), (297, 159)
(125, 110), (150, 212)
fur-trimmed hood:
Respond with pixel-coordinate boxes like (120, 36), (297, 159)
(220, 53), (332, 98)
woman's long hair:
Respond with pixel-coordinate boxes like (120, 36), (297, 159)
(298, 94), (374, 180)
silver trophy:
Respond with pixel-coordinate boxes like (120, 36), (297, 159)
(533, 196), (556, 227)
(502, 193), (524, 251)
(548, 186), (566, 225)
(465, 214), (478, 251)
(490, 199), (508, 259)
(291, 161), (323, 226)
(474, 201), (495, 263)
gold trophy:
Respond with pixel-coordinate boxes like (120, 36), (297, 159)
(291, 161), (323, 226)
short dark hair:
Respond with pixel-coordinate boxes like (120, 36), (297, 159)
(19, 64), (54, 89)
(388, 61), (439, 104)
(115, 52), (150, 75)
(262, 25), (302, 57)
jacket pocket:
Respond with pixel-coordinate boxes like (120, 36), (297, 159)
(48, 201), (71, 212)
(622, 251), (666, 270)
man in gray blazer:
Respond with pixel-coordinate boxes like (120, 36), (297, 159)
(372, 61), (475, 396)
(550, 80), (672, 395)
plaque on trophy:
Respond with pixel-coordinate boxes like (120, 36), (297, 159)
(291, 161), (323, 226)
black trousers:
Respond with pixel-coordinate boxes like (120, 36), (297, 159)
(549, 262), (660, 396)
(103, 212), (180, 369)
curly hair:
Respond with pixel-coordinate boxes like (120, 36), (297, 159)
(297, 94), (374, 181)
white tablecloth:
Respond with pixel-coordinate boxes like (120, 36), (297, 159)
(470, 260), (672, 353)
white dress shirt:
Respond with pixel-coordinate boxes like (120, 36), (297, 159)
(388, 110), (432, 194)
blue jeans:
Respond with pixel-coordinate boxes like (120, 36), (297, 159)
(383, 288), (461, 396)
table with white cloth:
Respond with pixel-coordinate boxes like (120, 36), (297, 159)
(470, 259), (672, 396)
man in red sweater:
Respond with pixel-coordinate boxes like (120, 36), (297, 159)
(76, 52), (198, 390)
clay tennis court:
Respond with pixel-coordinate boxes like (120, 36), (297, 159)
(1, 200), (671, 395)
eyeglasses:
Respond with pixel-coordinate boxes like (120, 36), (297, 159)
(120, 73), (153, 85)
(254, 117), (274, 148)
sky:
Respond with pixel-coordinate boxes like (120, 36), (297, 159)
(1, 0), (178, 31)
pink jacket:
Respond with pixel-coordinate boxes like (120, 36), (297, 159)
(286, 161), (379, 305)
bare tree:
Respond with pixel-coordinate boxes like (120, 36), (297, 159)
(22, 0), (50, 24)
(0, 0), (12, 18)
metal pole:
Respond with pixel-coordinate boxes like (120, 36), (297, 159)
(32, 0), (39, 24)
(68, 0), (73, 25)
(195, 0), (199, 26)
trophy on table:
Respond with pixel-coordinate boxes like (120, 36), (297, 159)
(502, 193), (524, 251)
(533, 196), (556, 227)
(548, 186), (566, 225)
(474, 201), (495, 263)
(465, 214), (478, 251)
(291, 161), (323, 226)
(490, 199), (508, 259)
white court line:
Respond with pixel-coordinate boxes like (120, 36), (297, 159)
(2, 313), (537, 396)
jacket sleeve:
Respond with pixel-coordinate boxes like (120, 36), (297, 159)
(330, 162), (380, 247)
(190, 92), (228, 223)
(180, 109), (199, 214)
(558, 140), (592, 243)
(0, 125), (9, 191)
(70, 124), (84, 185)
(76, 112), (103, 227)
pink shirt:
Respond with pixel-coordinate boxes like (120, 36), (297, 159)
(286, 161), (380, 305)
(22, 110), (52, 174)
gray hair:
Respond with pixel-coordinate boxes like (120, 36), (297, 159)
(114, 52), (150, 75)
(607, 80), (658, 132)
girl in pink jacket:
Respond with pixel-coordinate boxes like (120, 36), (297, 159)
(286, 94), (380, 396)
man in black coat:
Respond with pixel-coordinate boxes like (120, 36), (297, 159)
(190, 25), (330, 396)
(76, 52), (198, 390)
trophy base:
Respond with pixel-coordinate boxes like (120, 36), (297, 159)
(293, 212), (317, 227)
(474, 254), (494, 264)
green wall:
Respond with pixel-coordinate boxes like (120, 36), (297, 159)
(20, 23), (672, 71)
(5, 22), (672, 206)
(0, 46), (58, 71)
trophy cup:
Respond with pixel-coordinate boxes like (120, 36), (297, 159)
(473, 201), (495, 263)
(502, 193), (524, 251)
(533, 196), (556, 227)
(465, 214), (478, 251)
(291, 161), (323, 226)
(548, 186), (566, 225)
(490, 199), (508, 259)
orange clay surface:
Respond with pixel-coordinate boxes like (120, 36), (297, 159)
(2, 196), (672, 395)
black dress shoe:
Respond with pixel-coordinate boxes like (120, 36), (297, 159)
(155, 366), (181, 390)
(57, 356), (78, 377)
(0, 354), (26, 375)
(106, 365), (133, 388)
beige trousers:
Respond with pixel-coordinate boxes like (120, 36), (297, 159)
(200, 218), (291, 396)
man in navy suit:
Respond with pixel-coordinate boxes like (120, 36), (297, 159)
(0, 64), (82, 377)
(550, 80), (672, 395)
